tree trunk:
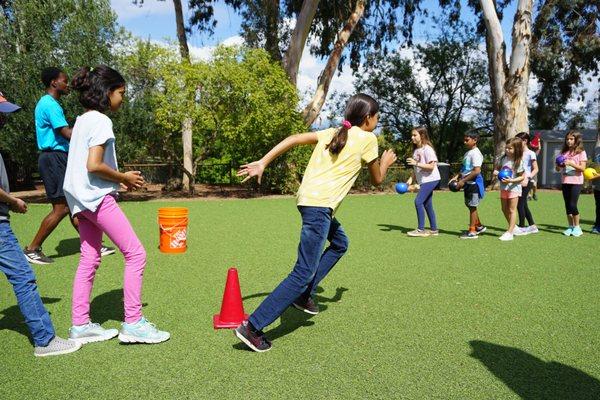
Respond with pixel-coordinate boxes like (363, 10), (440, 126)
(302, 0), (365, 126)
(172, 0), (194, 193)
(480, 0), (532, 162)
(173, 0), (190, 62)
(284, 0), (320, 86)
(181, 116), (194, 193)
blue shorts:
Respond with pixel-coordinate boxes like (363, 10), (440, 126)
(38, 151), (68, 202)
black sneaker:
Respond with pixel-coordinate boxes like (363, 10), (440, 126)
(100, 245), (116, 256)
(460, 231), (478, 240)
(23, 247), (54, 265)
(532, 193), (538, 201)
(292, 296), (319, 315)
(234, 321), (272, 352)
(475, 225), (487, 234)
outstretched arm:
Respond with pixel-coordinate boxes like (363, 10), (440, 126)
(237, 132), (318, 183)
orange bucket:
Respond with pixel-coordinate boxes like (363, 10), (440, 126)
(158, 207), (189, 253)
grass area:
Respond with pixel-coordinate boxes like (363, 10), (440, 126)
(1, 190), (599, 399)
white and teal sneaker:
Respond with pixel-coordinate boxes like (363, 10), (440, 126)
(69, 322), (119, 344)
(571, 226), (583, 237)
(563, 226), (574, 236)
(118, 317), (170, 344)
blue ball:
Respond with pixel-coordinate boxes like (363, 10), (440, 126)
(395, 182), (408, 194)
(555, 154), (566, 166)
(498, 168), (512, 181)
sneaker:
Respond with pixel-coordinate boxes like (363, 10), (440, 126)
(591, 226), (600, 234)
(533, 194), (538, 201)
(475, 225), (487, 234)
(427, 229), (439, 236)
(407, 229), (430, 237)
(69, 322), (118, 344)
(499, 231), (514, 241)
(513, 226), (529, 236)
(34, 336), (81, 357)
(571, 226), (583, 237)
(527, 196), (532, 201)
(118, 317), (170, 344)
(100, 245), (116, 257)
(23, 247), (53, 265)
(527, 225), (539, 234)
(460, 231), (478, 239)
(563, 227), (573, 236)
(234, 321), (272, 352)
(292, 296), (319, 315)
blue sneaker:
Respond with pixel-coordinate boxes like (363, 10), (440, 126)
(563, 227), (573, 236)
(591, 226), (600, 234)
(571, 226), (583, 237)
(118, 317), (170, 344)
(69, 322), (118, 344)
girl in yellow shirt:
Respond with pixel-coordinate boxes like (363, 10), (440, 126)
(235, 93), (397, 352)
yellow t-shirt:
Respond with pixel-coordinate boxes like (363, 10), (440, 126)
(297, 126), (379, 211)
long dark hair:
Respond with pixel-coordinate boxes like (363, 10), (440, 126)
(411, 126), (435, 152)
(71, 65), (126, 112)
(561, 129), (584, 154)
(327, 93), (379, 155)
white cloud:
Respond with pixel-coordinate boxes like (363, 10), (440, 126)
(187, 35), (244, 62)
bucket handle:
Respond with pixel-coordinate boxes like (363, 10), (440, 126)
(158, 217), (189, 233)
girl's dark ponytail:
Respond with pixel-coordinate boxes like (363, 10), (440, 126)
(327, 120), (351, 155)
(327, 93), (379, 155)
(71, 67), (92, 92)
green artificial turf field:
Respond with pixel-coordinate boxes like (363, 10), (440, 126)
(1, 191), (599, 399)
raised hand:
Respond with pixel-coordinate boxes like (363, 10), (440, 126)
(123, 170), (145, 190)
(237, 160), (265, 184)
(380, 149), (397, 168)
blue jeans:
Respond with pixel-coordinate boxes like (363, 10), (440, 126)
(249, 206), (349, 331)
(415, 180), (439, 230)
(0, 221), (55, 346)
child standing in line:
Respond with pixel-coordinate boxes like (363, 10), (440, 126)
(451, 131), (486, 239)
(235, 93), (397, 352)
(514, 132), (539, 235)
(590, 133), (600, 234)
(405, 127), (440, 237)
(555, 130), (587, 237)
(528, 132), (541, 201)
(494, 138), (525, 241)
(0, 91), (80, 356)
(64, 66), (169, 344)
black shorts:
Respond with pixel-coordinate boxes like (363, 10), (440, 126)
(38, 151), (68, 202)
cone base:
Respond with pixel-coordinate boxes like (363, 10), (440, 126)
(213, 313), (249, 329)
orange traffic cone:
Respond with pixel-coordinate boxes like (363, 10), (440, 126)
(213, 267), (249, 329)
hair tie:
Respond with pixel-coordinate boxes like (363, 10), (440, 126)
(342, 120), (352, 129)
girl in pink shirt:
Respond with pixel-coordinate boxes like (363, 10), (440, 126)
(555, 130), (587, 236)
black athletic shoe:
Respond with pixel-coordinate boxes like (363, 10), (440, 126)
(292, 296), (319, 315)
(100, 245), (116, 257)
(23, 247), (54, 265)
(235, 321), (272, 352)
(475, 225), (487, 234)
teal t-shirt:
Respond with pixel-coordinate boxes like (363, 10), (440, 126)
(34, 94), (69, 151)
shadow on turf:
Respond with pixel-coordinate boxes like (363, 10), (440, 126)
(377, 224), (506, 236)
(0, 297), (61, 344)
(233, 287), (349, 351)
(90, 289), (148, 325)
(469, 340), (600, 399)
(52, 237), (81, 259)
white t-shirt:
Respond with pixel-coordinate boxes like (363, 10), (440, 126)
(460, 147), (483, 185)
(63, 111), (119, 215)
(412, 145), (440, 184)
(521, 149), (537, 186)
(498, 156), (524, 194)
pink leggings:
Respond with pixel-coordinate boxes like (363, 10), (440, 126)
(72, 195), (146, 325)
